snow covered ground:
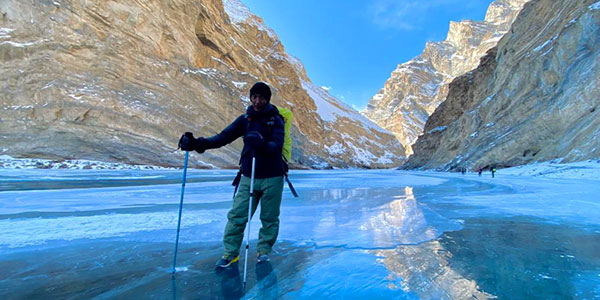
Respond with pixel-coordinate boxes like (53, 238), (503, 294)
(0, 155), (175, 170)
(0, 159), (599, 299)
(498, 159), (600, 180)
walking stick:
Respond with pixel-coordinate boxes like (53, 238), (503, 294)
(172, 150), (189, 274)
(242, 155), (256, 290)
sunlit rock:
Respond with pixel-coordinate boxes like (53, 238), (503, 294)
(0, 0), (404, 169)
(363, 0), (528, 155)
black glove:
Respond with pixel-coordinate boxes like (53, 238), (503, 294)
(178, 132), (206, 153)
(244, 131), (265, 150)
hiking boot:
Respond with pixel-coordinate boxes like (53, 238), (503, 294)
(215, 255), (239, 268)
(256, 252), (270, 263)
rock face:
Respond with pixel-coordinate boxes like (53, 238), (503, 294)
(0, 0), (405, 169)
(363, 0), (528, 155)
(404, 0), (600, 170)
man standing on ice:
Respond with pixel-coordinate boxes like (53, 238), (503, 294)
(178, 82), (285, 268)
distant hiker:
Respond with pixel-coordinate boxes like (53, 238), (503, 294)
(478, 167), (482, 177)
(491, 166), (496, 178)
(461, 168), (466, 175)
(178, 82), (286, 268)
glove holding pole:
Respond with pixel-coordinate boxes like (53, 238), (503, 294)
(178, 132), (207, 153)
(244, 131), (265, 151)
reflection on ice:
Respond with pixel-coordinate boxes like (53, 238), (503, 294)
(373, 241), (493, 300)
(360, 187), (461, 247)
(279, 185), (460, 249)
(361, 187), (489, 298)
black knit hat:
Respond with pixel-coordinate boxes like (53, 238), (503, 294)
(249, 82), (271, 102)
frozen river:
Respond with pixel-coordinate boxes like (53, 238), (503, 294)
(1, 168), (599, 299)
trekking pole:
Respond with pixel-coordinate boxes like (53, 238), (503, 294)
(242, 155), (256, 290)
(172, 150), (189, 274)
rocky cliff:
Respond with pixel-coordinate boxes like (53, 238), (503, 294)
(404, 0), (600, 170)
(363, 0), (528, 155)
(0, 0), (405, 169)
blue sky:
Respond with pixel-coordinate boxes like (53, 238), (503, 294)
(240, 0), (495, 110)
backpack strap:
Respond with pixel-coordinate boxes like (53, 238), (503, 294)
(283, 160), (298, 198)
(285, 173), (298, 198)
(231, 167), (243, 199)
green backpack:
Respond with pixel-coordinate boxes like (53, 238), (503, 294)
(273, 106), (297, 197)
(277, 106), (293, 162)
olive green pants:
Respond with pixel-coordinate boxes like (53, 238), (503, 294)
(223, 175), (284, 258)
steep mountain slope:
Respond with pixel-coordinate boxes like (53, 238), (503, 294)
(404, 0), (600, 170)
(363, 0), (528, 155)
(0, 0), (404, 168)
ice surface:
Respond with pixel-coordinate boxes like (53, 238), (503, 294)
(1, 163), (599, 299)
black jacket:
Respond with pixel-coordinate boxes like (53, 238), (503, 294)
(203, 104), (285, 178)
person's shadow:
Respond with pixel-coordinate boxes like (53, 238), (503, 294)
(216, 263), (243, 300)
(214, 261), (279, 299)
(255, 261), (279, 299)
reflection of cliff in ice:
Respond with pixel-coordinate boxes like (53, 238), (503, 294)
(307, 187), (399, 247)
(364, 188), (492, 299)
(283, 185), (460, 248)
(373, 242), (493, 299)
(361, 187), (445, 246)
(308, 187), (395, 203)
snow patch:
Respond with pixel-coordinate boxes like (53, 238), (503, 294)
(222, 0), (277, 38)
(183, 68), (218, 77)
(69, 94), (83, 101)
(500, 159), (600, 180)
(371, 93), (384, 101)
(376, 151), (395, 165)
(222, 0), (251, 24)
(300, 80), (391, 134)
(325, 142), (346, 156)
(3, 105), (34, 110)
(427, 126), (447, 134)
(343, 142), (376, 166)
(533, 35), (558, 52)
(0, 27), (14, 39)
(590, 1), (600, 10)
(566, 18), (578, 28)
(0, 155), (175, 170)
(0, 40), (44, 47)
(231, 81), (247, 89)
(481, 35), (503, 44)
